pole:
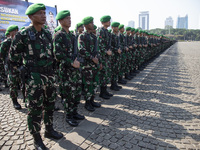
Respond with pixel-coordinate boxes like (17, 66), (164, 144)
(55, 5), (58, 26)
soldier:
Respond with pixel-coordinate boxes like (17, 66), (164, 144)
(97, 15), (113, 99)
(110, 22), (122, 91)
(118, 24), (127, 84)
(9, 3), (63, 150)
(124, 27), (134, 80)
(0, 25), (21, 109)
(78, 16), (101, 112)
(54, 10), (84, 127)
(76, 22), (84, 35)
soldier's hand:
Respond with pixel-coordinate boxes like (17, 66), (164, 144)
(92, 56), (99, 64)
(139, 44), (142, 47)
(129, 46), (133, 49)
(134, 44), (137, 48)
(107, 50), (112, 56)
(126, 47), (129, 51)
(100, 63), (103, 70)
(72, 58), (80, 68)
(118, 49), (121, 54)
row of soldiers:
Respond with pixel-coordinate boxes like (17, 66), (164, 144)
(0, 3), (174, 150)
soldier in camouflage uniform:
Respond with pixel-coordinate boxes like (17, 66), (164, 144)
(110, 22), (122, 91)
(97, 15), (113, 99)
(76, 22), (84, 35)
(78, 16), (101, 112)
(124, 27), (134, 80)
(9, 3), (63, 150)
(118, 24), (127, 84)
(54, 10), (84, 127)
(0, 25), (22, 109)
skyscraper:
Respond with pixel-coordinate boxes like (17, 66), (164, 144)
(128, 21), (135, 28)
(176, 15), (188, 29)
(165, 16), (173, 29)
(139, 11), (149, 30)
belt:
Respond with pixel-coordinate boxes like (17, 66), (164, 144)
(29, 66), (53, 74)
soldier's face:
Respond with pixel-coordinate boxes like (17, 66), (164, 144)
(61, 16), (71, 28)
(87, 21), (94, 30)
(102, 21), (110, 27)
(112, 27), (118, 32)
(78, 25), (84, 33)
(9, 29), (18, 39)
(126, 30), (131, 35)
(119, 28), (124, 33)
(29, 10), (46, 25)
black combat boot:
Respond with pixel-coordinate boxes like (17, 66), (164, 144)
(118, 76), (126, 85)
(105, 85), (113, 97)
(33, 133), (47, 150)
(99, 86), (110, 99)
(85, 100), (95, 112)
(44, 125), (63, 139)
(110, 82), (120, 91)
(73, 110), (85, 120)
(66, 114), (79, 126)
(125, 73), (132, 80)
(130, 71), (135, 76)
(90, 96), (101, 108)
(115, 82), (122, 89)
(12, 98), (21, 110)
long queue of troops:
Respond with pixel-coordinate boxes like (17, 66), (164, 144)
(0, 3), (175, 150)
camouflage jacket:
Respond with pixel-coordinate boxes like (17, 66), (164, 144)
(0, 37), (11, 61)
(78, 31), (101, 67)
(111, 32), (121, 54)
(53, 28), (75, 68)
(119, 32), (126, 51)
(97, 27), (111, 58)
(9, 25), (54, 69)
(124, 34), (132, 47)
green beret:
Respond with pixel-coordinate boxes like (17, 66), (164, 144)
(76, 22), (83, 29)
(139, 30), (143, 33)
(135, 29), (138, 33)
(54, 26), (62, 33)
(20, 27), (25, 31)
(70, 30), (74, 34)
(44, 25), (48, 29)
(100, 15), (111, 23)
(5, 31), (9, 36)
(111, 22), (120, 27)
(82, 16), (93, 25)
(56, 10), (70, 20)
(131, 28), (135, 32)
(118, 24), (124, 30)
(108, 29), (112, 33)
(6, 25), (18, 33)
(125, 27), (131, 31)
(25, 3), (46, 15)
(94, 25), (97, 30)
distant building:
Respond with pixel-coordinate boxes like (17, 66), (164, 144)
(139, 11), (149, 30)
(128, 21), (135, 28)
(176, 15), (188, 29)
(165, 16), (173, 29)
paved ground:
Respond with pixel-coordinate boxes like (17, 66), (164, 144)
(0, 42), (200, 150)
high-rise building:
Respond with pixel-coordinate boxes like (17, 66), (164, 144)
(165, 16), (173, 29)
(139, 11), (149, 30)
(128, 21), (135, 28)
(176, 15), (188, 29)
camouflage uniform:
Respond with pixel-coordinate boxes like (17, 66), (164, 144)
(98, 27), (111, 87)
(111, 31), (121, 84)
(9, 25), (56, 134)
(78, 31), (100, 102)
(119, 32), (126, 78)
(53, 29), (82, 116)
(124, 33), (132, 74)
(0, 37), (20, 101)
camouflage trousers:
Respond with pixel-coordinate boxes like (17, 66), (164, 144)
(60, 68), (82, 115)
(111, 53), (121, 83)
(119, 52), (126, 77)
(130, 49), (136, 71)
(25, 72), (56, 134)
(0, 61), (7, 85)
(106, 55), (112, 84)
(99, 57), (108, 87)
(82, 65), (99, 101)
(8, 70), (20, 101)
(125, 51), (132, 74)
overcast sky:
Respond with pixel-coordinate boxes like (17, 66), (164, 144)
(27, 0), (200, 30)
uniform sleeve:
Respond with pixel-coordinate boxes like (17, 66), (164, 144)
(0, 40), (9, 61)
(78, 34), (92, 60)
(9, 32), (25, 68)
(53, 33), (73, 66)
(98, 29), (107, 56)
(111, 34), (118, 53)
